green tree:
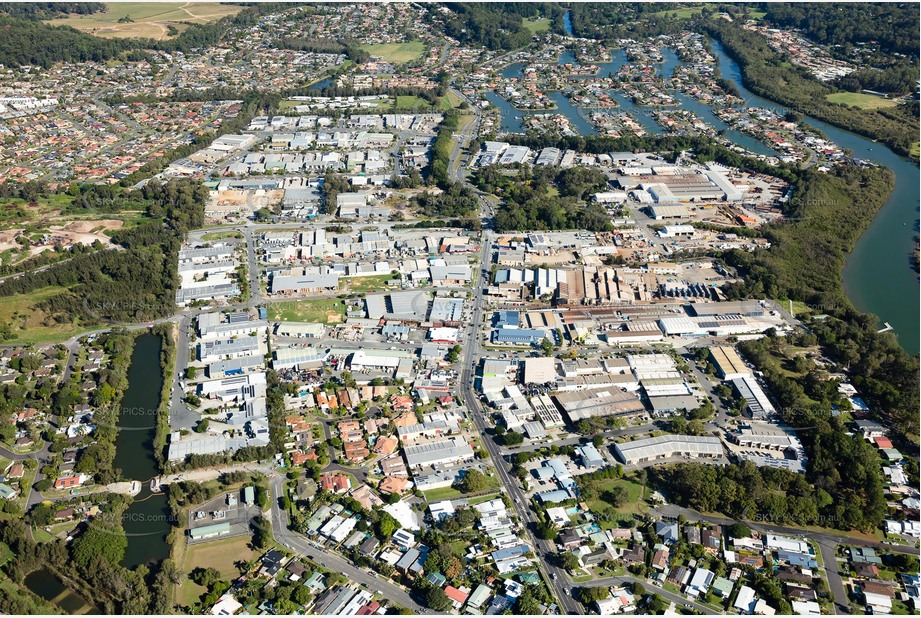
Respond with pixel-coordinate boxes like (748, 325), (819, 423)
(454, 469), (489, 493)
(375, 511), (399, 540)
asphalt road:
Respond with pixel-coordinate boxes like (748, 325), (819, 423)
(268, 475), (425, 613)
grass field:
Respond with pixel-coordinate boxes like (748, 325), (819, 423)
(826, 92), (899, 110)
(268, 298), (346, 324)
(341, 274), (394, 293)
(583, 476), (648, 527)
(395, 95), (432, 111)
(200, 231), (242, 241)
(438, 90), (463, 111)
(423, 478), (500, 502)
(911, 142), (919, 159)
(650, 6), (708, 19)
(360, 41), (426, 65)
(0, 286), (98, 345)
(46, 2), (242, 40)
(178, 534), (258, 606)
(523, 18), (551, 35)
(773, 298), (811, 317)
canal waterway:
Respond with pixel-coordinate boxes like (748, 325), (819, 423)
(489, 26), (919, 353)
(112, 332), (173, 568)
(24, 569), (97, 614)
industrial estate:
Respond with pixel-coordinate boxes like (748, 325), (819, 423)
(0, 2), (917, 617)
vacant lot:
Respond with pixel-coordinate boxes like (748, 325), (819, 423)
(46, 2), (242, 40)
(360, 41), (426, 65)
(200, 231), (242, 241)
(178, 534), (257, 606)
(826, 92), (899, 110)
(650, 5), (708, 19)
(438, 90), (463, 111)
(341, 274), (394, 294)
(268, 298), (346, 324)
(0, 286), (97, 345)
(582, 475), (648, 527)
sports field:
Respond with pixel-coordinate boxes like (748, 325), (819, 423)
(826, 92), (899, 110)
(360, 41), (426, 65)
(46, 2), (242, 40)
(523, 18), (551, 35)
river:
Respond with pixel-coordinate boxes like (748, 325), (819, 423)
(113, 332), (173, 568)
(710, 40), (920, 354)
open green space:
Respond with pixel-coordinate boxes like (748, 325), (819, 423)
(267, 298), (347, 324)
(522, 18), (551, 35)
(423, 478), (500, 503)
(359, 41), (426, 65)
(422, 485), (464, 502)
(0, 285), (98, 345)
(395, 95), (432, 111)
(30, 527), (57, 544)
(200, 231), (242, 241)
(826, 92), (899, 110)
(582, 475), (648, 527)
(178, 534), (258, 607)
(911, 142), (919, 159)
(651, 5), (708, 19)
(438, 90), (463, 111)
(772, 298), (812, 317)
(45, 3), (242, 40)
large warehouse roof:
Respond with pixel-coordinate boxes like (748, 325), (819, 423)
(614, 435), (723, 464)
(523, 357), (557, 384)
(403, 438), (474, 468)
(553, 387), (645, 421)
(709, 346), (751, 379)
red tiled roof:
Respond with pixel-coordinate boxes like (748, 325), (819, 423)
(444, 586), (468, 604)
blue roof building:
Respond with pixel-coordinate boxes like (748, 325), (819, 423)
(491, 544), (531, 562)
(777, 550), (818, 569)
(494, 328), (545, 345)
(496, 311), (520, 329)
(537, 489), (571, 504)
(575, 444), (605, 467)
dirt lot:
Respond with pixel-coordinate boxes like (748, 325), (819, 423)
(206, 189), (283, 224)
(0, 219), (123, 257)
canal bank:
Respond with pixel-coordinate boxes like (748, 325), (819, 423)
(113, 332), (173, 568)
(710, 40), (920, 354)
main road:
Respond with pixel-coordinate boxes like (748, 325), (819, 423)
(457, 232), (584, 615)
